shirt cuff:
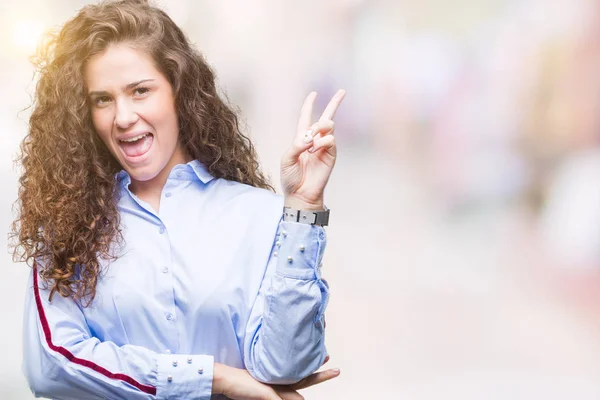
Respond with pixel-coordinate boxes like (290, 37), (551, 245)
(155, 354), (214, 400)
(275, 221), (326, 280)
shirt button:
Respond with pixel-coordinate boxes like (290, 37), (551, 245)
(176, 171), (183, 178)
(166, 312), (174, 321)
(159, 226), (166, 234)
(165, 192), (172, 198)
(319, 231), (325, 240)
(162, 266), (169, 273)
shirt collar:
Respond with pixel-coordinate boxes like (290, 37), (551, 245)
(115, 159), (214, 187)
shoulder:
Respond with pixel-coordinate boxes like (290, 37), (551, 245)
(210, 178), (284, 212)
(208, 179), (283, 236)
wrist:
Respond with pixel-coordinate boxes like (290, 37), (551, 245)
(212, 362), (227, 395)
(283, 205), (330, 226)
(284, 196), (324, 211)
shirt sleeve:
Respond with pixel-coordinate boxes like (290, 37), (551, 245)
(243, 220), (330, 384)
(22, 266), (214, 400)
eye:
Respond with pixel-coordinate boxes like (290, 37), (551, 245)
(94, 96), (112, 107)
(133, 87), (150, 97)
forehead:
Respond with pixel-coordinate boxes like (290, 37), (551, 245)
(84, 44), (161, 90)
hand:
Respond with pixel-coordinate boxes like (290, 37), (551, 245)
(271, 356), (340, 399)
(213, 356), (339, 400)
(281, 90), (346, 211)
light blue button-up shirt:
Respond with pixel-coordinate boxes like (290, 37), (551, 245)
(22, 160), (330, 399)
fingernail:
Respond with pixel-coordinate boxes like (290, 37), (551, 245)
(303, 129), (314, 143)
(308, 146), (315, 153)
(332, 369), (340, 374)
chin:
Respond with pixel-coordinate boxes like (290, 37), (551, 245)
(122, 161), (161, 182)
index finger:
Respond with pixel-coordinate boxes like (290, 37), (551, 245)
(290, 368), (340, 391)
(297, 91), (317, 131)
(319, 89), (346, 122)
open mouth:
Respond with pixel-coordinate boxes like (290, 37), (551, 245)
(118, 133), (154, 159)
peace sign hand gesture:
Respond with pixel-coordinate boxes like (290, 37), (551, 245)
(281, 89), (346, 211)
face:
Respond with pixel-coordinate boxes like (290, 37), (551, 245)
(85, 44), (190, 192)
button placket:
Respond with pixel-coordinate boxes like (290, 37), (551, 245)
(156, 226), (177, 335)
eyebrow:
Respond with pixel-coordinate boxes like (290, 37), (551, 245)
(88, 79), (155, 97)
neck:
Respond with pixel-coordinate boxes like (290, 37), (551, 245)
(128, 145), (193, 199)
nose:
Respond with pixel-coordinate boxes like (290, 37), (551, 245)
(114, 98), (139, 129)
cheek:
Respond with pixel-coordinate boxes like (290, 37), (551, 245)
(148, 98), (179, 140)
(91, 110), (113, 143)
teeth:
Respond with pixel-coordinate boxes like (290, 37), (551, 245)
(121, 133), (149, 143)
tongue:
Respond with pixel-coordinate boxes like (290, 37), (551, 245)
(120, 134), (153, 157)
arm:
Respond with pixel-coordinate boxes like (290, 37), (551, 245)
(243, 89), (345, 385)
(23, 266), (214, 400)
(243, 220), (329, 384)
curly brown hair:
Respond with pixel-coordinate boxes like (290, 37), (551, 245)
(10, 0), (273, 306)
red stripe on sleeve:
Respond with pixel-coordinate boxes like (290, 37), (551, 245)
(32, 265), (157, 396)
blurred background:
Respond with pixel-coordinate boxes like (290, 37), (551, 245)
(2, 0), (600, 398)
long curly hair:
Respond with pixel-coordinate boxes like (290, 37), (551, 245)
(10, 0), (273, 306)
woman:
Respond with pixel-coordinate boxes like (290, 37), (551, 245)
(10, 0), (345, 399)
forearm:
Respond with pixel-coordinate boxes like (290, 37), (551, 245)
(245, 221), (329, 384)
(24, 268), (215, 400)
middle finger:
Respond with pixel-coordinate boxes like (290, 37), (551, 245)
(319, 89), (346, 122)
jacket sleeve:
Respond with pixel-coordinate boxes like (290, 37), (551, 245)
(243, 220), (330, 384)
(22, 266), (214, 400)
